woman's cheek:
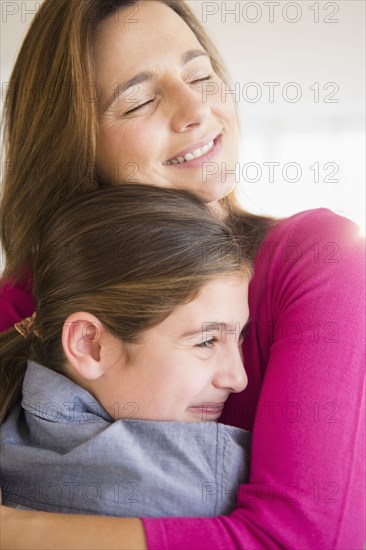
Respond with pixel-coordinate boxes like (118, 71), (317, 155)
(97, 127), (138, 182)
(96, 127), (121, 179)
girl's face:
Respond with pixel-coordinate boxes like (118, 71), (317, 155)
(94, 1), (240, 203)
(92, 276), (249, 422)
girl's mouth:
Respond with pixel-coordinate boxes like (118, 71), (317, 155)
(188, 402), (225, 416)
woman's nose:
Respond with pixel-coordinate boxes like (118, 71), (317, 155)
(213, 345), (248, 394)
(168, 82), (211, 132)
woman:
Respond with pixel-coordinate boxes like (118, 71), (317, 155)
(0, 1), (364, 549)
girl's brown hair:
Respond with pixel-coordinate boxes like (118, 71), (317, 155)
(0, 0), (274, 282)
(0, 184), (251, 423)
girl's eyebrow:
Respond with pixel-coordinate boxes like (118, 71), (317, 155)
(181, 319), (250, 340)
(102, 49), (209, 113)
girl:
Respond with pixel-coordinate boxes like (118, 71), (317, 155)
(1, 1), (364, 549)
(0, 184), (252, 517)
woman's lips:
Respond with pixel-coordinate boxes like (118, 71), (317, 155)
(164, 135), (222, 169)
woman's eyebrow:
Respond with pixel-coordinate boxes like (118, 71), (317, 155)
(102, 49), (209, 113)
(181, 48), (209, 65)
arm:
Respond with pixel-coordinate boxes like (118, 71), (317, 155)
(0, 505), (146, 550)
(141, 210), (365, 549)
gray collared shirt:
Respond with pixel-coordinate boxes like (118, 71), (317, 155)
(0, 361), (251, 517)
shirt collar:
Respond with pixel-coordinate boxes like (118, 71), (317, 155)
(21, 360), (114, 423)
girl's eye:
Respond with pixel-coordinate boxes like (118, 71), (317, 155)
(125, 99), (154, 115)
(196, 338), (215, 349)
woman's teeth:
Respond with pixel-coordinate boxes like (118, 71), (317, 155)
(166, 139), (214, 165)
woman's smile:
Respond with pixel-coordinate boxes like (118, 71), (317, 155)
(164, 132), (222, 167)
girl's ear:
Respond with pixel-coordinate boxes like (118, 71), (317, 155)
(62, 312), (107, 381)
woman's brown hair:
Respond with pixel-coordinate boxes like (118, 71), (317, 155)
(0, 0), (274, 282)
(0, 183), (251, 423)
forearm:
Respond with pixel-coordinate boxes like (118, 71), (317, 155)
(0, 505), (147, 550)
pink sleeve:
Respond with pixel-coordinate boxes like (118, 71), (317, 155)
(0, 272), (35, 332)
(142, 210), (365, 549)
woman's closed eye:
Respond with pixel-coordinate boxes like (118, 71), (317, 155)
(124, 99), (155, 115)
(122, 72), (214, 115)
(190, 74), (214, 84)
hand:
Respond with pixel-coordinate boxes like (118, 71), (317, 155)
(0, 498), (146, 550)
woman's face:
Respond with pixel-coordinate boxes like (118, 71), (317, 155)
(88, 276), (249, 422)
(94, 1), (240, 203)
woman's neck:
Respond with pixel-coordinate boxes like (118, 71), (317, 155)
(207, 200), (228, 222)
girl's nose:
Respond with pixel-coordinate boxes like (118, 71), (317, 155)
(213, 345), (248, 394)
(168, 82), (211, 133)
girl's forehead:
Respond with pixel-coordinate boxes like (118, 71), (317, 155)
(154, 276), (249, 337)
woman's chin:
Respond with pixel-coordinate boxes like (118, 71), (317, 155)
(193, 177), (236, 204)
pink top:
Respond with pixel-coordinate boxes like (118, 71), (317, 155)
(1, 208), (365, 549)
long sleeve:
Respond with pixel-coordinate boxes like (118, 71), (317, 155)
(142, 209), (365, 549)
